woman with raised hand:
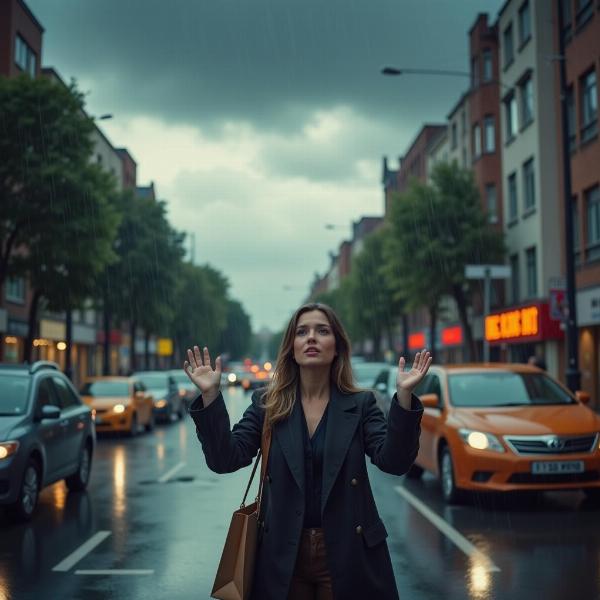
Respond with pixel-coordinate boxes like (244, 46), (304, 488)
(184, 302), (430, 600)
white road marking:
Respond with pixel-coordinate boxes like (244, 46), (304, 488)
(52, 531), (112, 572)
(394, 486), (501, 572)
(75, 570), (154, 575)
(158, 461), (186, 483)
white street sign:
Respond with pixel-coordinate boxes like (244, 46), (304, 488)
(465, 264), (511, 279)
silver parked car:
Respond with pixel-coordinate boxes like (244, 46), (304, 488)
(0, 361), (95, 521)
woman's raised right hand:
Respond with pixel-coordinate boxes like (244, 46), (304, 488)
(183, 346), (221, 405)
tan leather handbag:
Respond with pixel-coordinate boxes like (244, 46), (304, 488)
(211, 424), (272, 600)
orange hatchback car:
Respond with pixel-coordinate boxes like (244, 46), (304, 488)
(80, 377), (155, 436)
(406, 364), (600, 504)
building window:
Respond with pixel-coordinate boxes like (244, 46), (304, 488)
(575, 0), (593, 29)
(485, 184), (498, 224)
(525, 247), (537, 298)
(5, 277), (25, 303)
(503, 23), (514, 68)
(505, 93), (518, 141)
(461, 111), (466, 138)
(523, 158), (535, 211)
(473, 124), (482, 158)
(586, 185), (600, 261)
(471, 56), (480, 88)
(482, 50), (493, 82)
(14, 35), (36, 77)
(580, 70), (598, 144)
(451, 123), (457, 149)
(484, 115), (495, 153)
(566, 85), (577, 152)
(510, 253), (520, 304)
(561, 0), (573, 41)
(462, 148), (467, 168)
(518, 1), (531, 46)
(508, 172), (518, 222)
(520, 75), (534, 126)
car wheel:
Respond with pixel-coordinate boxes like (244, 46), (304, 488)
(128, 413), (138, 437)
(66, 444), (92, 492)
(440, 447), (463, 504)
(405, 464), (424, 480)
(145, 412), (155, 432)
(8, 458), (40, 521)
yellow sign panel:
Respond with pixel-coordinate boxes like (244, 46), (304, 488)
(485, 307), (539, 341)
(157, 338), (173, 356)
(40, 319), (66, 341)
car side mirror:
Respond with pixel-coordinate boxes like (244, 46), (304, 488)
(575, 390), (591, 405)
(40, 405), (61, 420)
(420, 393), (440, 409)
(375, 382), (387, 393)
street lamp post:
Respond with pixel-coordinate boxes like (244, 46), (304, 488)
(383, 61), (580, 387)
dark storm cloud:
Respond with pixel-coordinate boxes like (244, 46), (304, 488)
(29, 0), (504, 137)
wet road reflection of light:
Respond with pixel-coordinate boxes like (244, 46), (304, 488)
(467, 558), (491, 599)
(113, 444), (127, 519)
(0, 571), (9, 600)
(51, 481), (67, 510)
(178, 422), (187, 453)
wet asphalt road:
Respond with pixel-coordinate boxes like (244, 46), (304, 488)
(1, 385), (600, 600)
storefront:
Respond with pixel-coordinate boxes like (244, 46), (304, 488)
(485, 301), (564, 379)
(576, 286), (600, 408)
(73, 323), (97, 386)
(37, 319), (67, 369)
(95, 329), (122, 375)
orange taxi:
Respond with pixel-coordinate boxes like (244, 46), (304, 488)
(407, 364), (600, 503)
(80, 376), (155, 436)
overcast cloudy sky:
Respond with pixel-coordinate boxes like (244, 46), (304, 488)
(29, 0), (503, 333)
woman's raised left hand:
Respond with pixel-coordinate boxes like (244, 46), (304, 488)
(396, 349), (432, 394)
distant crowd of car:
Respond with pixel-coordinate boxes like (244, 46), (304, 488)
(2, 356), (600, 522)
(0, 362), (198, 521)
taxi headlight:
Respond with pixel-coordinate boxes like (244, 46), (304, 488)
(154, 399), (167, 408)
(0, 441), (20, 460)
(459, 429), (505, 453)
(113, 404), (126, 414)
(228, 373), (237, 383)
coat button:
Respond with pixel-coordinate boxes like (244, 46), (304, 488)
(355, 525), (363, 534)
(351, 478), (358, 486)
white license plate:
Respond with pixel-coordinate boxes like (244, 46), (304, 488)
(531, 461), (584, 474)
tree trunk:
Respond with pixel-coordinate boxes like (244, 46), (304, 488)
(144, 331), (150, 369)
(372, 331), (382, 361)
(429, 304), (438, 359)
(129, 320), (137, 373)
(401, 314), (409, 358)
(103, 304), (111, 375)
(452, 283), (476, 362)
(23, 289), (42, 364)
(65, 306), (73, 380)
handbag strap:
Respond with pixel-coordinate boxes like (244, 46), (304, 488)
(240, 415), (272, 508)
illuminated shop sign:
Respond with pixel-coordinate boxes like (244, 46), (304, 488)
(485, 306), (539, 341)
(408, 332), (426, 350)
(441, 326), (463, 346)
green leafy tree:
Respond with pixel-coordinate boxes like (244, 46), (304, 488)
(106, 192), (185, 371)
(217, 299), (252, 360)
(0, 75), (121, 362)
(386, 162), (505, 360)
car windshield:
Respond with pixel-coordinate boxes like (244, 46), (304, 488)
(0, 375), (31, 415)
(352, 363), (388, 388)
(448, 372), (575, 407)
(80, 381), (130, 397)
(136, 374), (167, 390)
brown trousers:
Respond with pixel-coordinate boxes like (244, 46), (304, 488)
(287, 528), (334, 600)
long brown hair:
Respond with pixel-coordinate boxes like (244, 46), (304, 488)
(262, 303), (359, 430)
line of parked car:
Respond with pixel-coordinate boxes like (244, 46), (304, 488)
(0, 362), (198, 521)
(357, 358), (600, 505)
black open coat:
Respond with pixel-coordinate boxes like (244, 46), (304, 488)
(190, 385), (423, 600)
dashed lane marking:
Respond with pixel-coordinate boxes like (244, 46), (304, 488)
(75, 570), (154, 575)
(158, 461), (186, 483)
(52, 531), (111, 572)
